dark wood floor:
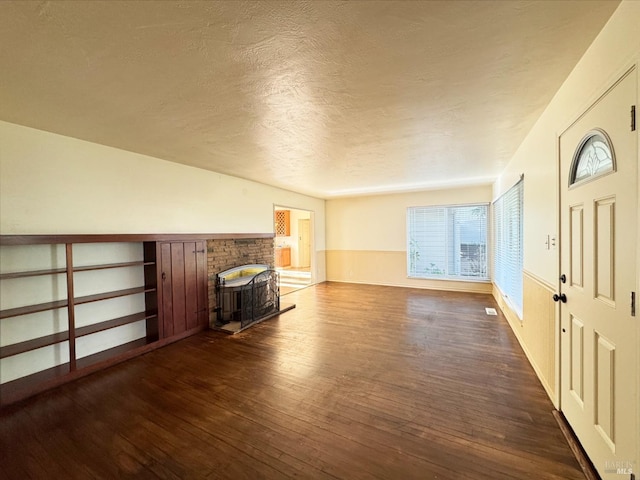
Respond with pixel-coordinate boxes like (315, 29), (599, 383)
(0, 282), (584, 479)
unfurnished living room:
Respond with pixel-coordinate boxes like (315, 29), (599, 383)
(0, 1), (638, 479)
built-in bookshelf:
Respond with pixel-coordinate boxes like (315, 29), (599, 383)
(0, 239), (159, 406)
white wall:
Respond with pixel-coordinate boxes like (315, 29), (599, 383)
(0, 121), (326, 269)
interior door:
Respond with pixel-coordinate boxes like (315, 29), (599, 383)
(559, 68), (638, 479)
(298, 218), (311, 268)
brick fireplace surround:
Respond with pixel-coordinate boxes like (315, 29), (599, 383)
(206, 237), (275, 326)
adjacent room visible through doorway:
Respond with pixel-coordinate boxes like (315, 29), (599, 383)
(274, 206), (313, 294)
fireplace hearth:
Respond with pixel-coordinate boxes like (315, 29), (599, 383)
(214, 264), (284, 333)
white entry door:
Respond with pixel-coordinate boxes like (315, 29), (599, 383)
(559, 67), (638, 479)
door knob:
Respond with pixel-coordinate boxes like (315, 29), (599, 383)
(559, 274), (566, 284)
(553, 293), (567, 303)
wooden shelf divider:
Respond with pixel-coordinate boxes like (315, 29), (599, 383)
(72, 261), (155, 272)
(74, 286), (156, 305)
(66, 243), (76, 371)
(0, 268), (67, 280)
(0, 299), (69, 320)
(0, 331), (70, 359)
(75, 312), (156, 338)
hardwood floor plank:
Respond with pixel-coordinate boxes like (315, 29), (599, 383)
(0, 283), (584, 479)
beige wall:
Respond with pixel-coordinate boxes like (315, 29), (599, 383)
(0, 121), (327, 281)
(326, 185), (493, 293)
(493, 1), (640, 406)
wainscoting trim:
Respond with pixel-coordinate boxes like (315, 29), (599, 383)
(493, 271), (558, 407)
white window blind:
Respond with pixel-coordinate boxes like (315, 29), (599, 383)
(493, 178), (524, 317)
(407, 204), (488, 281)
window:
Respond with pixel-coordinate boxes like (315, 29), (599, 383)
(570, 129), (615, 186)
(407, 204), (489, 281)
(493, 178), (523, 317)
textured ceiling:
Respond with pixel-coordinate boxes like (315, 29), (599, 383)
(0, 1), (620, 198)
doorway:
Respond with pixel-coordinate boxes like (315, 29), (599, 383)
(274, 206), (313, 294)
(558, 67), (638, 479)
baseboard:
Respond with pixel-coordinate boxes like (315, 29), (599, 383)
(552, 410), (600, 480)
(326, 279), (492, 294)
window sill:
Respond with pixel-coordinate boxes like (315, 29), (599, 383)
(407, 275), (491, 283)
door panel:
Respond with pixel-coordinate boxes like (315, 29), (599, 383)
(559, 68), (638, 479)
(569, 315), (584, 405)
(160, 242), (208, 339)
(569, 204), (584, 288)
(170, 243), (187, 335)
(594, 197), (615, 305)
(184, 242), (198, 331)
(594, 331), (615, 450)
(195, 241), (208, 327)
(160, 243), (173, 338)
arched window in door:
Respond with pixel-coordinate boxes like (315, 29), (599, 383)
(569, 129), (615, 187)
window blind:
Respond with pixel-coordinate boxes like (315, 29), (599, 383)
(493, 179), (524, 317)
(407, 204), (488, 281)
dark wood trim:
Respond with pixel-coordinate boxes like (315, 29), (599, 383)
(0, 299), (68, 320)
(0, 332), (70, 359)
(0, 363), (71, 407)
(552, 410), (600, 480)
(75, 312), (156, 338)
(0, 268), (67, 280)
(66, 244), (77, 370)
(0, 233), (274, 245)
(143, 242), (160, 342)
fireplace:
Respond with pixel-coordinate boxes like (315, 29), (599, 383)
(214, 264), (280, 332)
